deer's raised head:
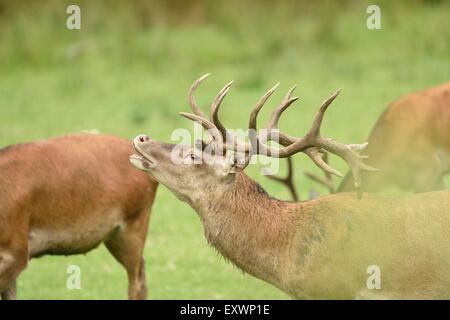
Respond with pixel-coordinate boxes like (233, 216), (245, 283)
(130, 74), (376, 202)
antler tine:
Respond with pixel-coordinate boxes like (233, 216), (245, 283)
(210, 81), (233, 143)
(267, 85), (298, 130)
(309, 89), (341, 137)
(303, 151), (337, 194)
(248, 82), (280, 131)
(179, 112), (223, 150)
(349, 142), (369, 152)
(188, 73), (210, 117)
(304, 147), (343, 177)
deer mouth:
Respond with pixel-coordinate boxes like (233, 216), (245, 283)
(130, 142), (157, 170)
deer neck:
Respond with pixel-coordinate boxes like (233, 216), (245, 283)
(190, 172), (302, 288)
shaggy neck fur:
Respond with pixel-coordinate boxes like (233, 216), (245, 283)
(179, 168), (450, 299)
(189, 172), (304, 289)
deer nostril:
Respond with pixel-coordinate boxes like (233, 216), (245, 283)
(139, 135), (148, 143)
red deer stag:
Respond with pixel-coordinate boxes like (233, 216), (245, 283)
(0, 133), (158, 300)
(130, 75), (450, 299)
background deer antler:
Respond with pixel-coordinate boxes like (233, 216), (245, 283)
(265, 153), (336, 201)
(264, 157), (299, 201)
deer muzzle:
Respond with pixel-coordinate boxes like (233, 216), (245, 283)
(130, 135), (157, 170)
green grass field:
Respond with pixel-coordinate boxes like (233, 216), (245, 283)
(0, 0), (449, 299)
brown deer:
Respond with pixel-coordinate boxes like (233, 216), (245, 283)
(0, 133), (158, 300)
(338, 82), (450, 193)
(130, 75), (450, 299)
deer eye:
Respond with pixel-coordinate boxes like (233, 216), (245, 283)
(184, 151), (200, 164)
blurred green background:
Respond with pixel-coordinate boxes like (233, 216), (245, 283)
(0, 0), (449, 299)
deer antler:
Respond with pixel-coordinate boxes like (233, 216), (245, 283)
(181, 75), (378, 190)
(186, 74), (240, 154)
(188, 73), (210, 118)
(268, 153), (337, 200)
(265, 157), (299, 201)
(303, 152), (337, 194)
(243, 85), (377, 188)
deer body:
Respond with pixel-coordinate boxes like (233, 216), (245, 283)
(0, 133), (158, 299)
(339, 82), (450, 193)
(182, 172), (450, 299)
(129, 75), (450, 299)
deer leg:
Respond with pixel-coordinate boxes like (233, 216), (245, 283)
(1, 280), (17, 300)
(0, 250), (27, 300)
(104, 211), (150, 300)
(105, 232), (147, 300)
